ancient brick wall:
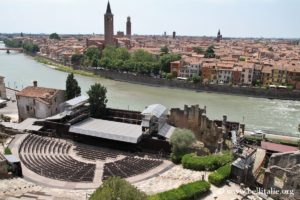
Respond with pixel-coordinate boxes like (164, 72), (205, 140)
(168, 105), (223, 149)
(264, 151), (300, 200)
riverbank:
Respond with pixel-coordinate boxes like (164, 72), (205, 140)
(34, 56), (97, 78)
(34, 55), (300, 101)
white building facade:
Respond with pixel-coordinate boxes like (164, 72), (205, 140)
(16, 83), (65, 121)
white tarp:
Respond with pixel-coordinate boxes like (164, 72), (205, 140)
(142, 104), (167, 118)
(157, 123), (175, 139)
(69, 118), (143, 144)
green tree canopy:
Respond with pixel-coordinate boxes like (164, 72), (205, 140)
(71, 54), (84, 66)
(22, 42), (39, 54)
(4, 147), (12, 155)
(102, 46), (130, 61)
(83, 47), (101, 67)
(66, 73), (81, 100)
(89, 177), (147, 200)
(170, 128), (196, 154)
(189, 75), (202, 84)
(160, 53), (181, 73)
(131, 49), (157, 63)
(87, 83), (108, 118)
(193, 46), (205, 54)
(4, 39), (22, 48)
(204, 45), (215, 58)
(160, 45), (169, 54)
(100, 46), (130, 69)
(49, 33), (61, 40)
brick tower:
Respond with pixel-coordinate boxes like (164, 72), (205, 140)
(104, 1), (114, 46)
(126, 16), (131, 39)
(216, 29), (222, 42)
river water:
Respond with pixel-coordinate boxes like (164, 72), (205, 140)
(0, 41), (299, 136)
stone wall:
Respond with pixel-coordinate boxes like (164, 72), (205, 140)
(264, 151), (300, 200)
(168, 105), (223, 150)
(91, 69), (300, 100)
(0, 77), (7, 99)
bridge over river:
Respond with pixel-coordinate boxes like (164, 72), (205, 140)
(0, 48), (23, 53)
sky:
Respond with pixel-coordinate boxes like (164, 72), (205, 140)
(0, 0), (299, 38)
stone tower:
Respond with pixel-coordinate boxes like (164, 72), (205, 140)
(104, 1), (114, 46)
(126, 16), (131, 39)
(216, 29), (222, 42)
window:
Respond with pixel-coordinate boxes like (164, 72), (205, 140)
(26, 106), (30, 112)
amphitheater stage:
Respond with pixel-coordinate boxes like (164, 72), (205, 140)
(69, 118), (143, 144)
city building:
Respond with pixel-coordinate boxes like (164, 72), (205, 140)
(216, 63), (233, 84)
(287, 66), (300, 89)
(216, 29), (222, 42)
(261, 67), (272, 86)
(16, 81), (66, 121)
(126, 16), (131, 39)
(232, 66), (242, 85)
(170, 60), (183, 76)
(240, 63), (254, 85)
(271, 65), (288, 85)
(202, 63), (217, 84)
(104, 2), (114, 46)
(178, 64), (200, 78)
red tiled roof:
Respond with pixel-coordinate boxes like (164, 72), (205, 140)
(16, 86), (61, 100)
(261, 141), (298, 153)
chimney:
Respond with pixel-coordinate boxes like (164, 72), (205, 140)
(33, 81), (38, 87)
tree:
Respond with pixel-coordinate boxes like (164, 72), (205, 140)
(160, 53), (181, 73)
(71, 54), (83, 66)
(66, 73), (81, 100)
(89, 177), (147, 200)
(204, 45), (215, 58)
(115, 47), (130, 60)
(83, 47), (101, 67)
(4, 147), (12, 155)
(87, 83), (108, 118)
(191, 75), (201, 84)
(131, 49), (157, 63)
(49, 33), (61, 40)
(170, 128), (196, 154)
(170, 128), (196, 164)
(160, 45), (169, 54)
(4, 39), (22, 48)
(22, 42), (39, 54)
(193, 47), (204, 54)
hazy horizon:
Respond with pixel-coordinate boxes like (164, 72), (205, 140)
(1, 0), (299, 38)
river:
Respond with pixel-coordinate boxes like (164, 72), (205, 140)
(0, 41), (299, 136)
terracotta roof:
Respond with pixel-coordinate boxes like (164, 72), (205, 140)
(261, 141), (298, 153)
(16, 86), (62, 102)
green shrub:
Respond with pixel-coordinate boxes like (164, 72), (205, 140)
(171, 151), (188, 164)
(208, 164), (231, 186)
(148, 180), (210, 200)
(4, 147), (12, 155)
(89, 177), (147, 200)
(181, 153), (232, 171)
